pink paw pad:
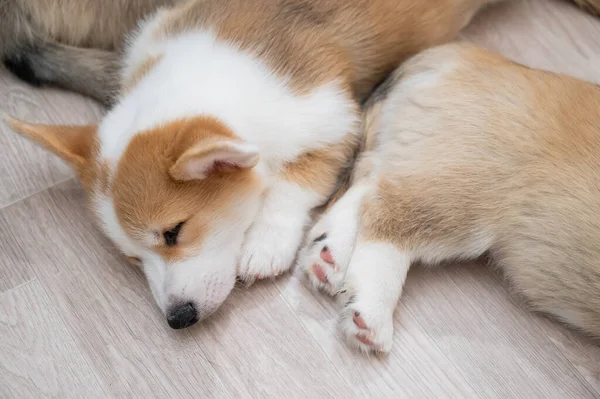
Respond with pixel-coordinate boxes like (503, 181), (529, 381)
(355, 334), (373, 346)
(353, 311), (374, 345)
(320, 247), (340, 271)
(320, 246), (335, 264)
(353, 311), (368, 329)
(312, 264), (328, 283)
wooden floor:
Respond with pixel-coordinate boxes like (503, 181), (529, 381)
(1, 1), (600, 398)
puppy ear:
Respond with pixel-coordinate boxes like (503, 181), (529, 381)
(4, 116), (97, 169)
(169, 139), (260, 181)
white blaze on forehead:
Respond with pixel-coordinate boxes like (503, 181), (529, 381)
(94, 195), (142, 256)
(97, 28), (357, 172)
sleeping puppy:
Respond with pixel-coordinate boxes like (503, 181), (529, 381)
(4, 0), (502, 329)
(299, 43), (600, 353)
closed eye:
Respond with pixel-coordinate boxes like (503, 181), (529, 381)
(163, 221), (186, 247)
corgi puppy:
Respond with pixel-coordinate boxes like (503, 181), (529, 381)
(1, 0), (182, 105)
(299, 43), (600, 353)
(5, 0), (502, 329)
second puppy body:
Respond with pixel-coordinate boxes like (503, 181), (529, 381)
(299, 43), (600, 353)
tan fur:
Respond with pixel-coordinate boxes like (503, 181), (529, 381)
(4, 0), (501, 284)
(158, 0), (497, 99)
(342, 43), (600, 340)
(4, 117), (100, 191)
(281, 135), (358, 198)
(3, 0), (599, 105)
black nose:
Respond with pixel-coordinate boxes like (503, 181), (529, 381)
(167, 302), (199, 329)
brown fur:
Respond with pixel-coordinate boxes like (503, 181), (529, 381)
(281, 135), (358, 198)
(340, 43), (600, 340)
(111, 117), (263, 262)
(6, 115), (263, 264)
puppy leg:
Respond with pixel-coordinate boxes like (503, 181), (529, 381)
(338, 240), (409, 354)
(298, 183), (370, 295)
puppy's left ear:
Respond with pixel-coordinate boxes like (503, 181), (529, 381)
(4, 116), (97, 170)
(169, 139), (260, 181)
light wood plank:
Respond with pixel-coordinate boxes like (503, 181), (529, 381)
(190, 280), (359, 399)
(461, 0), (600, 85)
(277, 265), (598, 398)
(0, 180), (232, 398)
(277, 273), (482, 398)
(0, 280), (107, 398)
(0, 215), (35, 292)
(399, 264), (598, 398)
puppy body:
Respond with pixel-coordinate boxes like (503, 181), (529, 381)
(3, 0), (600, 105)
(7, 0), (500, 327)
(300, 43), (600, 353)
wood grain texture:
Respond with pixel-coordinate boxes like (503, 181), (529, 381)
(0, 0), (599, 397)
(0, 215), (36, 292)
(0, 280), (107, 398)
(461, 0), (600, 85)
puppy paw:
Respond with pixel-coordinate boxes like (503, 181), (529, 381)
(339, 297), (394, 354)
(238, 221), (302, 285)
(299, 232), (349, 296)
(299, 205), (359, 294)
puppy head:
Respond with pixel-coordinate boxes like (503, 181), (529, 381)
(6, 116), (264, 328)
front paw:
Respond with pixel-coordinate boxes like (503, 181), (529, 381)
(339, 296), (395, 354)
(238, 221), (303, 285)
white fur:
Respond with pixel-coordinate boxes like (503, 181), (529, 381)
(121, 7), (170, 84)
(340, 243), (409, 353)
(239, 179), (326, 282)
(93, 15), (358, 318)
